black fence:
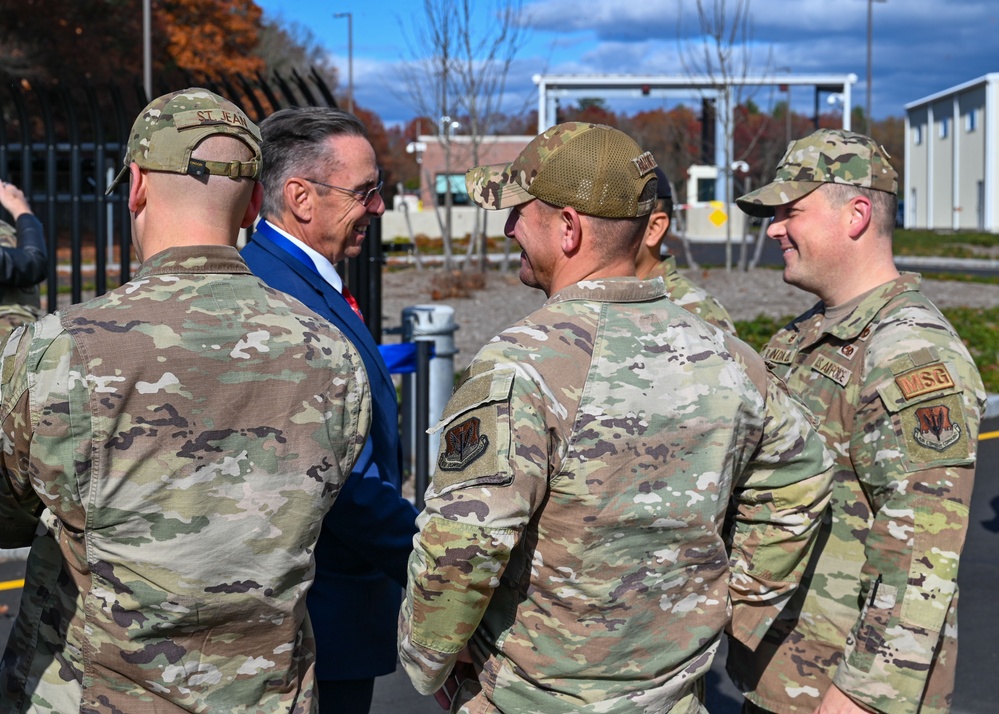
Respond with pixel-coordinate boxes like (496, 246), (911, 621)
(0, 68), (383, 341)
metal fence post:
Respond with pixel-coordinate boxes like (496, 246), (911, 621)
(414, 341), (432, 511)
(401, 305), (458, 480)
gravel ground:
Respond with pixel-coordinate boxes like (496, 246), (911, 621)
(381, 265), (999, 372)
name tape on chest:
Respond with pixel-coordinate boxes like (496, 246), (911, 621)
(762, 346), (794, 365)
(894, 363), (954, 401)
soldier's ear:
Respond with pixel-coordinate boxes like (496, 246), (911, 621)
(242, 182), (264, 229)
(846, 194), (873, 239)
(644, 212), (669, 249)
(127, 163), (145, 213)
(559, 206), (583, 255)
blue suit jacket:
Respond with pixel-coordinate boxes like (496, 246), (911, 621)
(242, 225), (418, 680)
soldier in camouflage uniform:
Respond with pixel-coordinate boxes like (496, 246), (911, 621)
(635, 166), (737, 333)
(730, 129), (985, 714)
(0, 181), (47, 340)
(0, 88), (371, 713)
(398, 122), (835, 713)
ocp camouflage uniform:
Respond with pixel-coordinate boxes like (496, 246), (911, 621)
(727, 273), (985, 714)
(399, 277), (834, 713)
(0, 216), (46, 340)
(649, 255), (737, 334)
(0, 245), (371, 713)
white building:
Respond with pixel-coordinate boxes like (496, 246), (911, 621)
(905, 73), (999, 232)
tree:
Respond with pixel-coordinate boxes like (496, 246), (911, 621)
(401, 0), (527, 272)
(677, 0), (772, 271)
(0, 0), (269, 88)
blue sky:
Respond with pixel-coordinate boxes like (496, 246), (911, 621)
(256, 0), (999, 128)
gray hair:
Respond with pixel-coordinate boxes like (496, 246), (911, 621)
(259, 106), (367, 219)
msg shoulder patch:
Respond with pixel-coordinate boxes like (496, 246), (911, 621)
(894, 362), (954, 401)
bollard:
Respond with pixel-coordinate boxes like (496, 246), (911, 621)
(401, 305), (458, 480)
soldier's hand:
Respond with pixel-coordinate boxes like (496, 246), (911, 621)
(0, 182), (32, 221)
(432, 648), (475, 711)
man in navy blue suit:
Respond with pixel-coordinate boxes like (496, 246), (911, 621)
(241, 107), (419, 714)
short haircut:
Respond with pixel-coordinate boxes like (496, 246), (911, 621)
(654, 197), (673, 222)
(259, 107), (367, 219)
(821, 183), (897, 237)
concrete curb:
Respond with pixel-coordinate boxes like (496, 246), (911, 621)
(895, 255), (999, 271)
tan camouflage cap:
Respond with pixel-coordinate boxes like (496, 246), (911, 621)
(105, 87), (261, 195)
(465, 122), (658, 218)
(737, 128), (898, 217)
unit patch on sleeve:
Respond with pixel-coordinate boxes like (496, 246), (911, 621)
(438, 417), (489, 472)
(897, 394), (972, 465)
(894, 363), (955, 401)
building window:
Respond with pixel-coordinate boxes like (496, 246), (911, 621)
(913, 126), (923, 145)
(435, 173), (470, 205)
(939, 117), (950, 139)
(966, 109), (977, 132)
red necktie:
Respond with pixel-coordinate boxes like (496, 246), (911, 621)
(342, 285), (364, 321)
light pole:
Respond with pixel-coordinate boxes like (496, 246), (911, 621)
(333, 12), (353, 114)
(777, 66), (792, 145)
(866, 0), (887, 136)
(143, 0), (151, 100)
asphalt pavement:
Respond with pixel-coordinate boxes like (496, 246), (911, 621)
(2, 416), (996, 712)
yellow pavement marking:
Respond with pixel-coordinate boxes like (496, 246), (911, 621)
(0, 578), (24, 592)
(981, 430), (999, 441)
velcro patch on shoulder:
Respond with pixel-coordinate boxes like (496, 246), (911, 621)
(898, 394), (971, 463)
(894, 363), (954, 401)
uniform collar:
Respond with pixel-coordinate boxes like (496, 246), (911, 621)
(547, 276), (667, 305)
(136, 245), (252, 278)
(813, 272), (922, 340)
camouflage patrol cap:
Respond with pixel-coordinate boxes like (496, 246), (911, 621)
(465, 122), (658, 218)
(105, 87), (261, 195)
(737, 128), (898, 217)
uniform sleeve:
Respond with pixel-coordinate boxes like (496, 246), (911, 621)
(398, 362), (554, 695)
(0, 325), (43, 547)
(727, 375), (834, 649)
(0, 214), (48, 287)
(832, 321), (984, 714)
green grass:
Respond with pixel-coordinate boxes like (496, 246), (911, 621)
(735, 308), (999, 393)
(941, 306), (999, 394)
(893, 229), (999, 258)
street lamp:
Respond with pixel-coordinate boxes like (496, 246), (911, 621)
(333, 12), (353, 114)
(866, 0), (887, 136)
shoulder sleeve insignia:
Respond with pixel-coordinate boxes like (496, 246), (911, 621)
(912, 404), (961, 451)
(438, 417), (490, 471)
(894, 363), (954, 401)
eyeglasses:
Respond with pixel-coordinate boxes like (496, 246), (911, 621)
(304, 177), (384, 207)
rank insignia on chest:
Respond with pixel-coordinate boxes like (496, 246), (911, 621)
(438, 417), (490, 471)
(837, 343), (857, 359)
(912, 404), (961, 451)
(894, 363), (954, 400)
